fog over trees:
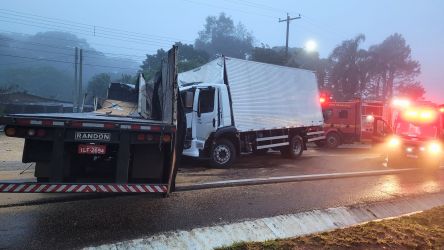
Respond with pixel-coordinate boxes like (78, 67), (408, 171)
(0, 13), (424, 103)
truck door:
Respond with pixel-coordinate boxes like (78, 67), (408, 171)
(372, 118), (391, 144)
(195, 87), (218, 141)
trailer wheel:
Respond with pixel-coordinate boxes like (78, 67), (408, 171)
(210, 139), (236, 168)
(326, 132), (341, 149)
(281, 135), (304, 159)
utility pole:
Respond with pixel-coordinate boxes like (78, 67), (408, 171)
(279, 13), (301, 60)
(78, 48), (83, 112)
(73, 47), (78, 112)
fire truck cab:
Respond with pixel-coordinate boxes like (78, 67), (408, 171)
(320, 100), (388, 148)
(384, 102), (443, 169)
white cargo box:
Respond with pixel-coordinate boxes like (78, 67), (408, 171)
(179, 57), (324, 132)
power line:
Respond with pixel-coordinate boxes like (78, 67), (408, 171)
(0, 8), (192, 43)
(0, 53), (139, 70)
(0, 18), (172, 48)
(0, 30), (156, 56)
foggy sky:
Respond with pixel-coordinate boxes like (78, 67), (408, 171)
(1, 0), (443, 102)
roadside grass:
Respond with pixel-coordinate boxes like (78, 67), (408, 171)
(218, 206), (444, 250)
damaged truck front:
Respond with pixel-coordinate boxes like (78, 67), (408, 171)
(0, 46), (185, 195)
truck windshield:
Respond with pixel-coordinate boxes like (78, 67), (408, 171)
(395, 121), (438, 139)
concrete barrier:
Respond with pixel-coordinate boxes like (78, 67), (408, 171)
(89, 192), (444, 250)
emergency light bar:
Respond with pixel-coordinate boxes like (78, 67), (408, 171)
(401, 108), (438, 123)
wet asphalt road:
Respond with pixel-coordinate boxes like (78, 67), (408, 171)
(1, 148), (444, 249)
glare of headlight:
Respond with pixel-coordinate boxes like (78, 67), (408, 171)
(388, 137), (401, 147)
(392, 99), (411, 108)
(428, 142), (442, 154)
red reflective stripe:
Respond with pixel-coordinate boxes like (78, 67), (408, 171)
(150, 126), (161, 132)
(40, 185), (51, 192)
(61, 185), (71, 192)
(103, 185), (112, 192)
(122, 185), (131, 192)
(30, 184), (41, 192)
(161, 185), (168, 192)
(72, 185), (82, 192)
(104, 123), (115, 129)
(42, 120), (52, 126)
(131, 124), (141, 130)
(71, 122), (82, 128)
(17, 119), (30, 125)
(18, 184), (29, 192)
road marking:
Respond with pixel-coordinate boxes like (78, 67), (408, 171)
(176, 167), (444, 191)
(88, 192), (444, 250)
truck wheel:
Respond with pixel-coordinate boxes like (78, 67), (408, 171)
(281, 135), (304, 159)
(210, 139), (236, 168)
(326, 132), (341, 149)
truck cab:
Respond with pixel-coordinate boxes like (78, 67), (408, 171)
(385, 104), (443, 169)
(180, 83), (234, 160)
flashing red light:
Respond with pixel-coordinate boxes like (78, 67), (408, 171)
(440, 107), (444, 113)
(319, 97), (326, 104)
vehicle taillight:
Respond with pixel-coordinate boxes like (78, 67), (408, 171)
(137, 134), (145, 141)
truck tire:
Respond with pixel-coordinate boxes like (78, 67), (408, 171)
(281, 135), (304, 159)
(326, 132), (341, 149)
(210, 139), (236, 168)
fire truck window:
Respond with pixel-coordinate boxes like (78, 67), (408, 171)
(338, 110), (348, 119)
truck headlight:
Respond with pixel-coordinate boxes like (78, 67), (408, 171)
(388, 137), (401, 147)
(428, 141), (442, 154)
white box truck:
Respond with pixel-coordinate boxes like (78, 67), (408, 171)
(178, 57), (325, 168)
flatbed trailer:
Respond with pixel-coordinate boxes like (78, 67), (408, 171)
(0, 46), (184, 195)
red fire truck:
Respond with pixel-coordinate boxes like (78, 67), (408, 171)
(384, 102), (444, 169)
(319, 99), (389, 148)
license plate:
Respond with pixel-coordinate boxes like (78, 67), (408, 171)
(78, 144), (106, 155)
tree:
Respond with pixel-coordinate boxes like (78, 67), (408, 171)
(251, 45), (286, 65)
(396, 82), (425, 100)
(195, 13), (254, 59)
(141, 42), (209, 80)
(369, 33), (421, 101)
(86, 73), (111, 101)
(328, 34), (368, 101)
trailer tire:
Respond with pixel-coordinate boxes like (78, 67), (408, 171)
(210, 139), (236, 168)
(281, 135), (304, 159)
(326, 132), (341, 149)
